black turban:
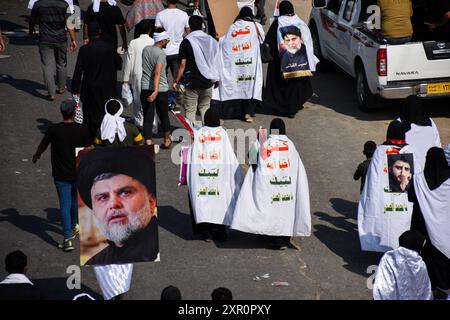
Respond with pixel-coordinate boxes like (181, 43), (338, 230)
(77, 146), (156, 209)
(280, 25), (302, 39)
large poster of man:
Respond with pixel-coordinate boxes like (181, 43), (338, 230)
(76, 146), (159, 266)
(387, 153), (414, 193)
(277, 15), (315, 79)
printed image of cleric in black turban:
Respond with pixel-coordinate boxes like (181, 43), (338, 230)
(279, 26), (310, 74)
(77, 146), (159, 266)
(387, 153), (414, 193)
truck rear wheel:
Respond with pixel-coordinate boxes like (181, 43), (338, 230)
(356, 64), (380, 111)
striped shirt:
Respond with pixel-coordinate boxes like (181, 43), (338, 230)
(30, 0), (71, 44)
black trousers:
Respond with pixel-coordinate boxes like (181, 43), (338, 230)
(141, 90), (170, 140)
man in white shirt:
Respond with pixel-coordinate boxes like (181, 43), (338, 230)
(155, 0), (189, 80)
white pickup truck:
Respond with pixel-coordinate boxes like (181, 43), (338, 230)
(309, 0), (450, 110)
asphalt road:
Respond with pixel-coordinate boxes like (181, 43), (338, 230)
(0, 0), (449, 300)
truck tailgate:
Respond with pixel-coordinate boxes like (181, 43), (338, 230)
(387, 42), (450, 82)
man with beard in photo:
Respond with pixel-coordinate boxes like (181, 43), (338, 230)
(389, 155), (413, 192)
(77, 147), (159, 265)
(279, 26), (310, 73)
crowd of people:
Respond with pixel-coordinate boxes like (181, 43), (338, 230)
(0, 0), (448, 301)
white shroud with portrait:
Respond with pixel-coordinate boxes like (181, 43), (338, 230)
(358, 144), (418, 252)
(231, 135), (311, 236)
(187, 126), (243, 225)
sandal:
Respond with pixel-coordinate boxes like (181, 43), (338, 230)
(245, 114), (253, 123)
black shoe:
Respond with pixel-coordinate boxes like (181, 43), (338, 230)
(287, 114), (295, 119)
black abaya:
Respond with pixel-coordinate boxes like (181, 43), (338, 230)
(72, 39), (122, 136)
(264, 19), (312, 116)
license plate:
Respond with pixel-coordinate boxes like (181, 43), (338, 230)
(427, 82), (450, 95)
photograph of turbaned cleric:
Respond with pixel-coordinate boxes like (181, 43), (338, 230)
(76, 146), (159, 266)
(387, 153), (414, 193)
(279, 26), (311, 76)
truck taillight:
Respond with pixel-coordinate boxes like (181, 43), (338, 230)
(377, 48), (387, 77)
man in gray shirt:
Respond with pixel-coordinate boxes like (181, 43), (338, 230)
(141, 32), (172, 148)
(29, 0), (77, 101)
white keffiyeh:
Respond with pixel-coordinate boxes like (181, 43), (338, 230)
(101, 99), (127, 144)
(93, 0), (117, 13)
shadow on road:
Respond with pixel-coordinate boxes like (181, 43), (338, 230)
(36, 118), (54, 134)
(157, 205), (193, 241)
(0, 74), (48, 99)
(0, 208), (62, 247)
(32, 278), (102, 300)
(310, 69), (450, 121)
(313, 198), (382, 277)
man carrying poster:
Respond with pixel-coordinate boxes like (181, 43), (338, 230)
(77, 146), (159, 265)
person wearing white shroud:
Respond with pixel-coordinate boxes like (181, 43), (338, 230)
(409, 147), (450, 291)
(231, 118), (311, 249)
(213, 6), (264, 123)
(373, 230), (432, 300)
(398, 95), (441, 172)
(358, 120), (419, 252)
(187, 108), (243, 241)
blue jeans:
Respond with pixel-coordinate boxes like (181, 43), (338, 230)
(54, 180), (78, 240)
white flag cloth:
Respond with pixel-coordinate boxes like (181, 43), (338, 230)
(397, 118), (442, 172)
(373, 247), (433, 300)
(358, 144), (418, 252)
(93, 264), (133, 300)
(100, 100), (127, 143)
(414, 173), (450, 259)
(231, 135), (311, 236)
(213, 20), (264, 101)
(0, 273), (34, 285)
(93, 0), (116, 13)
(29, 0), (74, 13)
(186, 30), (220, 82)
(277, 15), (319, 72)
(187, 126), (243, 225)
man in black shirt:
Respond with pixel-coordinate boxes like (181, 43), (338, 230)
(83, 0), (127, 50)
(33, 100), (92, 251)
(425, 0), (450, 41)
(29, 0), (77, 101)
(72, 22), (122, 137)
(77, 147), (159, 265)
(173, 15), (219, 124)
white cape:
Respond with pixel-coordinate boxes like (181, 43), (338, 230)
(213, 20), (263, 101)
(358, 144), (417, 252)
(398, 118), (441, 172)
(93, 264), (133, 300)
(187, 126), (243, 225)
(186, 30), (220, 82)
(231, 135), (311, 236)
(277, 15), (319, 72)
(373, 247), (432, 300)
(414, 173), (450, 259)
